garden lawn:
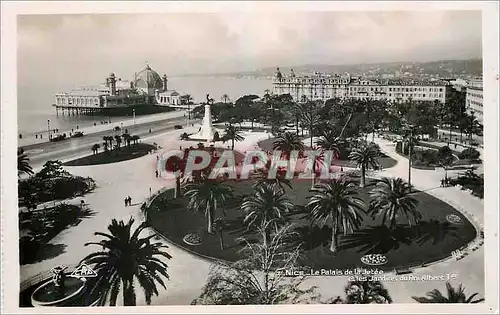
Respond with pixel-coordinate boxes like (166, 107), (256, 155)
(257, 138), (398, 169)
(63, 143), (156, 166)
(146, 178), (476, 271)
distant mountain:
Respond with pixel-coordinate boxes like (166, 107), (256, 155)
(176, 59), (482, 79)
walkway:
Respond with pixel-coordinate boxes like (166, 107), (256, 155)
(19, 129), (485, 305)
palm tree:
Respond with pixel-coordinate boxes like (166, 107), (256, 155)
(316, 128), (341, 154)
(221, 94), (230, 104)
(102, 141), (109, 153)
(299, 101), (321, 149)
(223, 125), (244, 150)
(17, 148), (34, 176)
(81, 218), (172, 306)
(103, 136), (113, 148)
(165, 155), (184, 198)
(91, 144), (100, 155)
(307, 179), (365, 253)
(132, 135), (140, 145)
(251, 161), (292, 192)
(114, 135), (122, 150)
(412, 282), (484, 303)
(437, 146), (455, 180)
(122, 134), (132, 147)
(343, 279), (393, 304)
(348, 144), (380, 187)
(272, 131), (304, 159)
(368, 177), (420, 229)
(241, 183), (294, 246)
(183, 176), (233, 234)
(213, 217), (229, 250)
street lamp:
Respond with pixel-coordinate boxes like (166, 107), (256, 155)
(47, 119), (51, 140)
(133, 109), (136, 125)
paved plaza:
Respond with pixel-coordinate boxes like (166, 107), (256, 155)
(20, 128), (485, 305)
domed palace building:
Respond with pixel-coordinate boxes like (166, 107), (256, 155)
(53, 64), (182, 114)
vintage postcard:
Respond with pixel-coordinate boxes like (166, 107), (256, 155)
(1, 1), (498, 314)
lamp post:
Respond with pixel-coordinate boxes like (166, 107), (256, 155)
(47, 119), (51, 140)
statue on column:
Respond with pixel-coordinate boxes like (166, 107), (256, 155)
(206, 94), (214, 105)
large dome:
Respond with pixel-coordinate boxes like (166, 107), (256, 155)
(134, 65), (163, 90)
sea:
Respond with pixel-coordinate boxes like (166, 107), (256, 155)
(17, 76), (272, 137)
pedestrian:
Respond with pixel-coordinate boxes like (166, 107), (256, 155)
(440, 179), (443, 187)
(128, 196), (132, 206)
(149, 129), (152, 133)
(340, 166), (344, 172)
(155, 170), (159, 178)
(454, 143), (457, 149)
(124, 197), (128, 207)
(35, 134), (38, 139)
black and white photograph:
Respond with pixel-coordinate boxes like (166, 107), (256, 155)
(1, 1), (498, 313)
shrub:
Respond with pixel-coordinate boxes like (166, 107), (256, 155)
(459, 148), (480, 160)
(180, 132), (189, 140)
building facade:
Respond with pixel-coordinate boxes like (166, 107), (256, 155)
(466, 78), (483, 123)
(272, 67), (451, 104)
(54, 64), (182, 109)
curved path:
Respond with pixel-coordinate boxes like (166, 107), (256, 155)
(20, 129), (484, 305)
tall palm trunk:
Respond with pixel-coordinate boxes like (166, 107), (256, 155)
(207, 204), (214, 234)
(360, 164), (366, 188)
(231, 139), (235, 150)
(330, 227), (338, 253)
(218, 230), (225, 250)
(174, 178), (181, 198)
(311, 160), (316, 189)
(339, 113), (353, 139)
(296, 117), (299, 135)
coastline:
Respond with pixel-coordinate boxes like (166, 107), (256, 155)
(18, 110), (188, 148)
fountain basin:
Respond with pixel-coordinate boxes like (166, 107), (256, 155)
(31, 276), (86, 307)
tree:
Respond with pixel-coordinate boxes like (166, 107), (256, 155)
(114, 135), (122, 150)
(132, 135), (140, 145)
(298, 101), (321, 148)
(316, 128), (341, 157)
(342, 279), (392, 304)
(102, 141), (109, 153)
(241, 183), (294, 246)
(222, 125), (244, 150)
(91, 144), (100, 155)
(221, 94), (230, 104)
(164, 155), (184, 198)
(348, 144), (380, 187)
(251, 160), (293, 192)
(81, 218), (172, 306)
(183, 176), (233, 234)
(412, 282), (484, 303)
(213, 217), (229, 250)
(272, 132), (304, 159)
(192, 224), (320, 305)
(368, 177), (420, 229)
(437, 146), (455, 180)
(122, 134), (132, 147)
(307, 179), (365, 253)
(18, 148), (34, 176)
(37, 160), (68, 179)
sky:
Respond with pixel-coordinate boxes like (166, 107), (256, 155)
(17, 11), (482, 88)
